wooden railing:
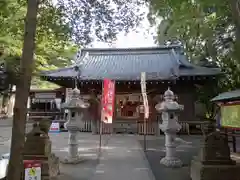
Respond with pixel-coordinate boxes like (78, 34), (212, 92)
(79, 120), (91, 132)
(101, 123), (112, 134)
(178, 121), (190, 135)
(136, 121), (193, 135)
(79, 120), (112, 134)
(137, 121), (157, 135)
(28, 111), (64, 121)
(75, 120), (196, 135)
(179, 121), (212, 135)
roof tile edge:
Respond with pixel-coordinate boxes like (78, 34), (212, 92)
(81, 45), (182, 53)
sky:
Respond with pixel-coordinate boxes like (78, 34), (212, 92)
(93, 8), (158, 48)
(52, 0), (158, 48)
(93, 25), (157, 48)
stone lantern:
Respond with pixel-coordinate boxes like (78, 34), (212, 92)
(61, 86), (89, 164)
(155, 88), (184, 168)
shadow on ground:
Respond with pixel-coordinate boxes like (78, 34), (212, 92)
(139, 135), (203, 180)
(51, 133), (111, 180)
(58, 158), (100, 180)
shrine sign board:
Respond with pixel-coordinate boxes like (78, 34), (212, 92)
(102, 79), (115, 124)
(221, 101), (240, 128)
(24, 160), (41, 180)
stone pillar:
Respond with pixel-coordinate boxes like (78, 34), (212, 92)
(61, 87), (89, 164)
(155, 88), (184, 168)
(165, 132), (175, 157)
(67, 131), (79, 161)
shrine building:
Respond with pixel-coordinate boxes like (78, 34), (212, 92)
(40, 45), (221, 135)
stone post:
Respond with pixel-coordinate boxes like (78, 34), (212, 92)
(190, 131), (240, 180)
(23, 122), (60, 180)
(61, 87), (89, 164)
(155, 88), (184, 168)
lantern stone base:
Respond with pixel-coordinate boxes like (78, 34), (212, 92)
(190, 160), (240, 180)
(160, 157), (183, 168)
(61, 156), (84, 164)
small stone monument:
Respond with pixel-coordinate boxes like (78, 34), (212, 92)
(23, 122), (60, 180)
(61, 86), (89, 164)
(190, 131), (240, 180)
(155, 88), (184, 168)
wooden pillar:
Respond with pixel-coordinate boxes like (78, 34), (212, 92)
(178, 92), (195, 122)
(148, 94), (158, 135)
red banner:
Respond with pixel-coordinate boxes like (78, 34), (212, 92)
(102, 79), (115, 124)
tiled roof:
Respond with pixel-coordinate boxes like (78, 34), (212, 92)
(211, 89), (240, 102)
(42, 46), (221, 81)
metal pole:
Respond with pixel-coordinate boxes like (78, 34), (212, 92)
(143, 117), (147, 151)
(99, 117), (102, 150)
(99, 81), (104, 150)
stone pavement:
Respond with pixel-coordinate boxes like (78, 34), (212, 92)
(89, 135), (155, 180)
(56, 134), (155, 180)
(0, 118), (12, 127)
(52, 133), (109, 180)
(0, 125), (155, 180)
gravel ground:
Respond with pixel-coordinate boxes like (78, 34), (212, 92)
(139, 134), (240, 180)
(139, 135), (203, 180)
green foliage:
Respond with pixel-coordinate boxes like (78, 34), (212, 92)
(0, 0), (78, 88)
(0, 0), (145, 89)
(148, 0), (240, 117)
(56, 0), (145, 45)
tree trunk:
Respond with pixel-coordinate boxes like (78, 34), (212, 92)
(230, 0), (240, 57)
(6, 0), (39, 180)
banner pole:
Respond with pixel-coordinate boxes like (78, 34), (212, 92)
(141, 72), (148, 152)
(99, 80), (104, 150)
(99, 117), (102, 150)
(143, 117), (147, 151)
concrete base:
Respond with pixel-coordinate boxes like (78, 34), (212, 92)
(190, 160), (240, 180)
(41, 155), (60, 176)
(61, 156), (84, 164)
(160, 157), (183, 168)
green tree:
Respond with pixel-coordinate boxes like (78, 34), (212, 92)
(6, 0), (39, 179)
(56, 0), (145, 45)
(2, 0), (145, 179)
(0, 0), (78, 113)
(0, 0), (146, 112)
(0, 0), (77, 87)
(1, 0), (146, 85)
(148, 0), (240, 117)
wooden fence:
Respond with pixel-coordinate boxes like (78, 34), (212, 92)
(137, 121), (190, 135)
(79, 120), (112, 134)
(78, 120), (191, 135)
(137, 122), (157, 135)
